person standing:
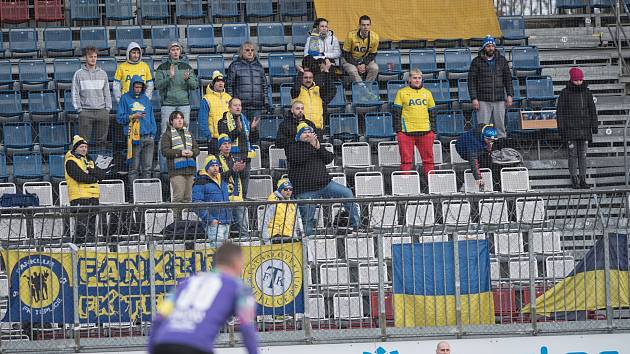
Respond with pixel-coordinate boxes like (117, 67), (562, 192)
(71, 46), (112, 151)
(393, 69), (436, 176)
(216, 134), (249, 238)
(198, 71), (232, 154)
(160, 111), (200, 203)
(155, 42), (199, 129)
(468, 35), (513, 139)
(435, 341), (452, 354)
(226, 41), (268, 123)
(290, 64), (336, 130)
(113, 42), (154, 103)
(556, 67), (598, 189)
(303, 18), (341, 75)
(342, 15), (379, 83)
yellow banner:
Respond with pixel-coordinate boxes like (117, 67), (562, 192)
(313, 0), (501, 41)
(393, 293), (495, 327)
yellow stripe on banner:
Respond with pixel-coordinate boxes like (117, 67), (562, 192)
(393, 292), (495, 327)
(313, 0), (501, 42)
(523, 270), (630, 314)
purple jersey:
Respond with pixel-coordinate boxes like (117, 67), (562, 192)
(148, 272), (259, 354)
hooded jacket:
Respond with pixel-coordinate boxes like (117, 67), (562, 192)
(116, 75), (157, 137)
(199, 84), (232, 140)
(71, 64), (112, 112)
(304, 29), (341, 60)
(455, 125), (492, 180)
(290, 70), (337, 130)
(261, 191), (303, 242)
(154, 52), (199, 106)
(225, 56), (268, 108)
(192, 160), (232, 224)
(113, 42), (154, 102)
(556, 82), (598, 142)
(468, 51), (513, 102)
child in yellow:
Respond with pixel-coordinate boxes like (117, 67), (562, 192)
(261, 178), (303, 244)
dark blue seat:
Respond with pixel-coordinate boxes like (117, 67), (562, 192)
(140, 0), (170, 20)
(151, 90), (162, 112)
(48, 153), (66, 179)
(222, 23), (249, 49)
(374, 50), (403, 79)
(97, 57), (117, 81)
(591, 0), (614, 8)
(279, 0), (307, 19)
(18, 60), (49, 90)
(435, 110), (465, 137)
(151, 26), (180, 52)
(351, 81), (383, 108)
(364, 112), (395, 141)
(329, 113), (359, 141)
(526, 76), (557, 102)
(53, 59), (81, 86)
(176, 0), (204, 19)
(0, 91), (24, 120)
(116, 26), (145, 54)
(258, 114), (282, 142)
(499, 16), (529, 43)
(246, 0), (273, 20)
(28, 91), (61, 120)
(38, 122), (68, 152)
(9, 29), (39, 56)
(211, 0), (240, 20)
(409, 49), (440, 78)
(556, 0), (588, 9)
(0, 154), (8, 181)
(44, 28), (74, 56)
(70, 0), (99, 21)
(80, 27), (110, 54)
(0, 63), (14, 89)
(423, 79), (454, 108)
(291, 22), (310, 48)
(328, 81), (346, 110)
(279, 83), (293, 108)
(268, 53), (297, 81)
(512, 77), (524, 106)
(187, 25), (217, 53)
(197, 55), (225, 80)
(189, 88), (202, 111)
(63, 90), (79, 116)
(105, 0), (134, 21)
(444, 48), (471, 76)
(457, 78), (470, 104)
(512, 46), (542, 76)
(13, 152), (43, 181)
(257, 23), (288, 50)
(3, 122), (33, 153)
(386, 80), (406, 105)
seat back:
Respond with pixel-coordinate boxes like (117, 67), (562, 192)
(328, 81), (346, 108)
(268, 52), (296, 78)
(457, 78), (470, 102)
(435, 110), (465, 136)
(96, 57), (117, 80)
(258, 115), (282, 141)
(501, 166), (530, 192)
(329, 113), (359, 139)
(291, 22), (310, 47)
(151, 26), (179, 50)
(246, 0), (273, 17)
(9, 28), (38, 53)
(28, 90), (59, 114)
(405, 200), (435, 228)
(377, 141), (400, 167)
(222, 23), (249, 48)
(258, 23), (286, 48)
(246, 175), (273, 200)
(197, 55), (225, 79)
(140, 0), (169, 20)
(526, 76), (554, 100)
(211, 0), (239, 18)
(23, 181), (53, 206)
(176, 0), (204, 18)
(341, 142), (372, 168)
(441, 199), (471, 225)
(351, 81), (381, 106)
(3, 122), (33, 149)
(53, 59), (81, 84)
(105, 0), (134, 20)
(409, 49), (438, 73)
(444, 48), (471, 73)
(187, 25), (216, 50)
(463, 168), (493, 192)
(38, 122), (68, 149)
(478, 198), (509, 224)
(0, 91), (23, 117)
(279, 0), (307, 17)
(279, 83), (293, 108)
(13, 153), (43, 179)
(391, 170), (420, 196)
(512, 46), (540, 70)
(427, 169), (457, 194)
(44, 28), (73, 52)
(48, 154), (66, 179)
(354, 172), (384, 197)
(387, 80), (406, 104)
(80, 27), (109, 51)
(19, 60), (48, 83)
(364, 112), (394, 139)
(116, 26), (144, 50)
(375, 50), (402, 74)
(71, 0), (99, 20)
(423, 79), (451, 102)
(132, 178), (163, 204)
(499, 16), (526, 38)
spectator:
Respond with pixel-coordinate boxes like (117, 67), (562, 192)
(192, 155), (232, 247)
(276, 101), (360, 236)
(290, 64), (337, 131)
(64, 135), (108, 243)
(455, 124), (498, 191)
(393, 69), (436, 176)
(556, 67), (598, 189)
(160, 110), (200, 203)
(155, 42), (199, 129)
(261, 178), (303, 244)
(71, 46), (112, 151)
(113, 42), (154, 103)
(342, 15), (379, 83)
(303, 18), (341, 75)
(217, 98), (259, 197)
(199, 71), (232, 154)
(216, 134), (249, 238)
(468, 35), (513, 140)
(436, 341), (451, 354)
(226, 41), (268, 123)
(116, 76), (157, 186)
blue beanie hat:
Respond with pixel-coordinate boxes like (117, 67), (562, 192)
(482, 35), (496, 50)
(277, 178), (293, 192)
(217, 133), (232, 148)
(295, 122), (314, 141)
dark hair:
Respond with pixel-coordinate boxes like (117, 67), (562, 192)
(84, 46), (98, 56)
(168, 110), (185, 125)
(214, 242), (242, 267)
(359, 15), (371, 24)
(313, 17), (328, 29)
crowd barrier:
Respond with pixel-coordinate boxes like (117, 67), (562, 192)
(0, 189), (629, 352)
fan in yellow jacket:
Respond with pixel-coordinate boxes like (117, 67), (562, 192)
(199, 71), (232, 153)
(261, 178), (303, 244)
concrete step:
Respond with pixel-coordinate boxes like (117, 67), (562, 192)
(542, 65), (620, 80)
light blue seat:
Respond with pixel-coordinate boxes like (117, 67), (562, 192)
(80, 27), (110, 54)
(512, 46), (542, 76)
(279, 0), (306, 20)
(48, 153), (66, 179)
(364, 112), (395, 141)
(291, 22), (310, 48)
(258, 23), (288, 50)
(116, 26), (145, 54)
(3, 122), (33, 154)
(53, 59), (81, 87)
(424, 79), (454, 108)
(105, 0), (134, 21)
(70, 0), (99, 21)
(268, 53), (296, 80)
(258, 115), (282, 142)
(329, 113), (359, 141)
(151, 26), (180, 52)
(374, 50), (403, 79)
(9, 28), (39, 56)
(187, 25), (217, 53)
(197, 55), (225, 80)
(140, 0), (170, 20)
(211, 0), (240, 20)
(13, 152), (44, 181)
(328, 81), (346, 110)
(386, 80), (406, 105)
(0, 91), (24, 121)
(526, 76), (557, 102)
(409, 49), (440, 78)
(19, 60), (49, 90)
(39, 122), (69, 153)
(435, 110), (465, 137)
(351, 81), (383, 109)
(28, 91), (61, 121)
(499, 16), (529, 44)
(44, 28), (74, 56)
(246, 0), (273, 20)
(222, 23), (250, 49)
(457, 78), (470, 104)
(176, 0), (204, 19)
(444, 48), (471, 76)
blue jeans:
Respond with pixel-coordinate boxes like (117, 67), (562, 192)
(207, 223), (230, 248)
(296, 181), (360, 236)
(232, 206), (249, 238)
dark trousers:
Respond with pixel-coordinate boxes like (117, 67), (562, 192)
(567, 139), (588, 179)
(70, 198), (99, 243)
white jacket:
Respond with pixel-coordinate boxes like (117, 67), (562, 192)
(303, 30), (341, 61)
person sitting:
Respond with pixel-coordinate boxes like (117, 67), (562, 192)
(455, 124), (498, 191)
(342, 15), (379, 83)
(261, 178), (303, 244)
(303, 18), (341, 75)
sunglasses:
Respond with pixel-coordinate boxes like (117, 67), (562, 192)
(282, 188), (293, 192)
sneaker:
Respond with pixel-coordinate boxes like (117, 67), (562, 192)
(579, 177), (590, 189)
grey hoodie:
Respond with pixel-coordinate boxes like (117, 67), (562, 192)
(71, 64), (112, 112)
(112, 42), (154, 102)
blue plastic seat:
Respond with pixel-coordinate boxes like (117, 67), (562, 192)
(38, 122), (68, 152)
(197, 55), (225, 80)
(329, 113), (359, 141)
(0, 62), (14, 89)
(374, 50), (403, 79)
(0, 91), (24, 120)
(189, 88), (202, 111)
(176, 0), (204, 19)
(63, 90), (79, 116)
(44, 28), (74, 56)
(18, 60), (49, 89)
(48, 153), (66, 179)
(53, 58), (81, 86)
(280, 83), (293, 108)
(386, 80), (406, 105)
(291, 22), (310, 48)
(9, 28), (39, 56)
(106, 0), (134, 21)
(257, 23), (288, 50)
(0, 35), (5, 58)
(222, 23), (250, 49)
(151, 90), (162, 112)
(211, 0), (239, 20)
(423, 79), (454, 108)
(512, 78), (524, 106)
(80, 27), (110, 54)
(444, 48), (471, 76)
(512, 46), (542, 76)
(246, 0), (273, 20)
(116, 27), (145, 54)
(409, 49), (440, 78)
(328, 81), (346, 110)
(28, 91), (61, 120)
(268, 53), (296, 80)
(140, 0), (170, 20)
(499, 16), (529, 43)
(279, 0), (307, 19)
(435, 110), (465, 137)
(13, 152), (43, 180)
(457, 79), (470, 104)
(556, 0), (588, 9)
(351, 81), (383, 108)
(96, 57), (117, 82)
(506, 108), (525, 135)
(0, 154), (8, 181)
(3, 122), (33, 153)
(258, 115), (282, 142)
(70, 0), (99, 21)
(364, 112), (395, 141)
(591, 0), (614, 8)
(187, 25), (217, 53)
(151, 26), (180, 52)
(526, 76), (557, 102)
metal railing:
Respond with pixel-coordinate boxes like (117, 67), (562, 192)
(0, 189), (629, 352)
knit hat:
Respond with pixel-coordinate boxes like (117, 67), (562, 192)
(569, 67), (584, 81)
(217, 133), (232, 148)
(71, 135), (88, 152)
(212, 71), (225, 83)
(295, 122), (314, 141)
(277, 178), (293, 192)
(204, 155), (220, 170)
(481, 35), (496, 50)
(169, 42), (182, 50)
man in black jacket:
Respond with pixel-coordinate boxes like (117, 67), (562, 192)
(276, 101), (359, 236)
(226, 41), (268, 125)
(468, 36), (513, 139)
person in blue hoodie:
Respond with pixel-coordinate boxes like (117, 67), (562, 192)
(455, 124), (498, 191)
(192, 155), (232, 247)
(117, 75), (157, 186)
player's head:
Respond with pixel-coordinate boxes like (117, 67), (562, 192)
(214, 242), (244, 275)
(436, 341), (451, 354)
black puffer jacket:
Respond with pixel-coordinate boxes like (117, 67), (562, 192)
(556, 82), (598, 142)
(226, 57), (268, 108)
(468, 53), (513, 102)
